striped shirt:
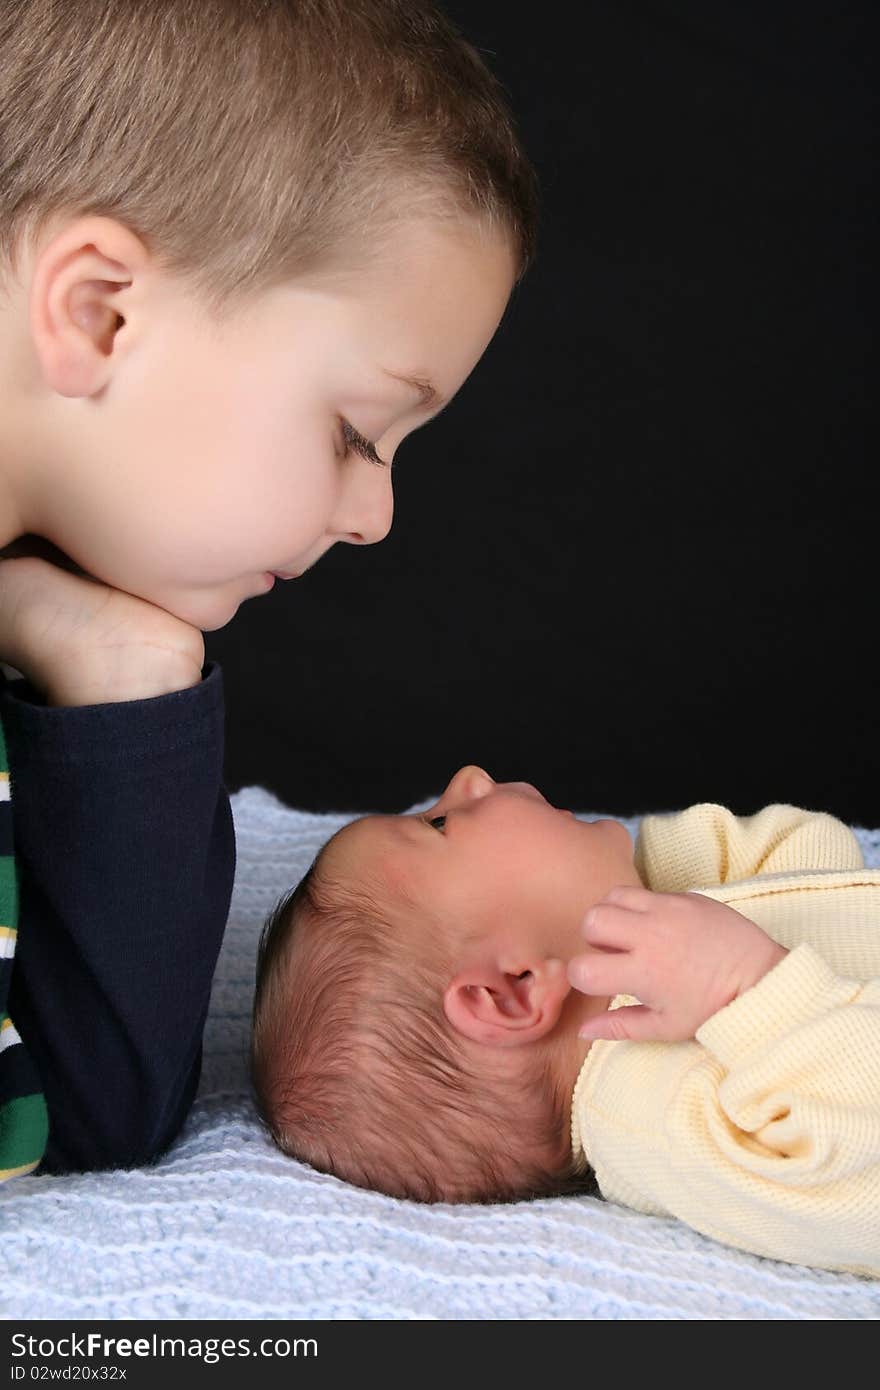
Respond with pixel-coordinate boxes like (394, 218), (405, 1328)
(0, 711), (48, 1180)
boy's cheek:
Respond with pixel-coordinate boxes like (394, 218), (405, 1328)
(0, 536), (213, 628)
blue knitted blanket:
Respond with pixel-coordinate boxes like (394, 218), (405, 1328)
(3, 787), (878, 1319)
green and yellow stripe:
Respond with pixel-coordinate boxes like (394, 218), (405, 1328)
(0, 718), (48, 1180)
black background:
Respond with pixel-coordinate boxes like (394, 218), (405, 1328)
(205, 1), (877, 824)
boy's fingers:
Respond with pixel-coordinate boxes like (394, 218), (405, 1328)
(578, 1005), (656, 1043)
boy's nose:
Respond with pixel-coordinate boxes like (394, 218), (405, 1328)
(331, 463), (394, 546)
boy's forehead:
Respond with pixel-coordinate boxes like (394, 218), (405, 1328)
(330, 219), (515, 383)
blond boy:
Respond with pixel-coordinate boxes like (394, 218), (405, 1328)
(0, 0), (536, 1177)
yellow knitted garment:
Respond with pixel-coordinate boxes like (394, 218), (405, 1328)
(570, 803), (880, 1276)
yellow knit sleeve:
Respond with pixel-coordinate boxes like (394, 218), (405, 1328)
(668, 944), (880, 1274)
(635, 803), (863, 892)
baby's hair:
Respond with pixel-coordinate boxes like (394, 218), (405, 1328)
(251, 835), (593, 1203)
(0, 0), (538, 314)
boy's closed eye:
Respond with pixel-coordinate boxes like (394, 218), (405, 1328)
(340, 419), (388, 469)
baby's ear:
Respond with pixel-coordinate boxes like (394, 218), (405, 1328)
(443, 958), (570, 1048)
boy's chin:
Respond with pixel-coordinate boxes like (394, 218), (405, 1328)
(172, 594), (242, 632)
(149, 584), (246, 633)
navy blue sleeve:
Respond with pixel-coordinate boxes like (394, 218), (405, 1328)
(0, 661), (235, 1174)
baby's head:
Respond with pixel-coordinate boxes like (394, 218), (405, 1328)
(252, 766), (642, 1202)
(0, 0), (536, 630)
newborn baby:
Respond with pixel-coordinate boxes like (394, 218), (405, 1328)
(251, 766), (880, 1276)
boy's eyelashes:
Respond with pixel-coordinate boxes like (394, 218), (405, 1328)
(421, 814), (447, 832)
(340, 418), (389, 469)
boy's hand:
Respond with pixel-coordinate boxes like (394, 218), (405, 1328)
(567, 885), (788, 1043)
(0, 542), (204, 706)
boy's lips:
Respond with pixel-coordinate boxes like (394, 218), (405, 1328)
(272, 570), (301, 579)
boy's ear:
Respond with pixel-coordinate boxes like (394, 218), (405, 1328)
(28, 216), (150, 397)
(443, 957), (571, 1048)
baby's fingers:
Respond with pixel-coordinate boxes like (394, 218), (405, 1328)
(580, 902), (638, 952)
(567, 949), (636, 999)
(598, 884), (655, 911)
(577, 1005), (659, 1043)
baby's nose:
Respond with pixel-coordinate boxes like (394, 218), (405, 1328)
(444, 765), (495, 803)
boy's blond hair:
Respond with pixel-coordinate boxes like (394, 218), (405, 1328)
(251, 848), (592, 1203)
(0, 0), (538, 313)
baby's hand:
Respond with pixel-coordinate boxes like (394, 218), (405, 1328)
(567, 885), (788, 1043)
(0, 540), (204, 706)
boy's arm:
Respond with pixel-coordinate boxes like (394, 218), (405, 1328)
(0, 553), (234, 1172)
(635, 802), (864, 892)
